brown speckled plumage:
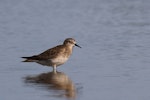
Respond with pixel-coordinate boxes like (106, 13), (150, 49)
(22, 38), (81, 71)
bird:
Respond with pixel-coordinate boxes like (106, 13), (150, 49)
(22, 38), (81, 71)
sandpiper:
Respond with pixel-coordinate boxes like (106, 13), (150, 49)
(22, 38), (81, 71)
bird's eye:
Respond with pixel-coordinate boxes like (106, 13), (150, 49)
(69, 41), (74, 44)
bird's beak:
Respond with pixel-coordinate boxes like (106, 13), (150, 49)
(75, 44), (81, 48)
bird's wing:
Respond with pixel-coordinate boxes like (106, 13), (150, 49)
(36, 45), (65, 60)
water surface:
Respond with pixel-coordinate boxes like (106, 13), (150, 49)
(0, 0), (150, 100)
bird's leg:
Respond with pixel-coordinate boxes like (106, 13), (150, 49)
(53, 65), (57, 73)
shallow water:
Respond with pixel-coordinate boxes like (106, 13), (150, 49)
(1, 0), (150, 100)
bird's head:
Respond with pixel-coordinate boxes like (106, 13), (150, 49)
(63, 38), (81, 48)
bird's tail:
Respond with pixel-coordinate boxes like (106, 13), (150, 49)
(21, 56), (38, 62)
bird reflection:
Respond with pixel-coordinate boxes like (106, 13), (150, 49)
(24, 71), (76, 99)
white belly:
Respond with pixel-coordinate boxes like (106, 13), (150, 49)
(51, 57), (68, 66)
(36, 56), (69, 67)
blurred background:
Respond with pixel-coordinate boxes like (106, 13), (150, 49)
(0, 0), (150, 100)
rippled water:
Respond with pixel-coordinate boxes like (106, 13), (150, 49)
(0, 0), (150, 100)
